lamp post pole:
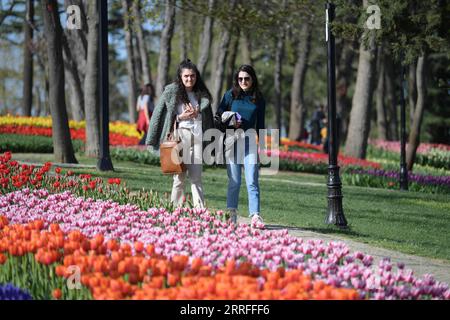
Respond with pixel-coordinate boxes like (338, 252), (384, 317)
(399, 61), (408, 190)
(97, 0), (114, 171)
(325, 2), (347, 228)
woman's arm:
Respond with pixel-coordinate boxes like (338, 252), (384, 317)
(256, 97), (266, 131)
(136, 96), (141, 112)
(217, 90), (232, 115)
(145, 91), (167, 147)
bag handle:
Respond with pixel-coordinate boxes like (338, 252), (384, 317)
(166, 117), (178, 141)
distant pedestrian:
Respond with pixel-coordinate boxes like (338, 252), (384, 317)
(136, 83), (155, 145)
(311, 105), (325, 145)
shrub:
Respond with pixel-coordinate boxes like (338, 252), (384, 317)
(0, 134), (83, 154)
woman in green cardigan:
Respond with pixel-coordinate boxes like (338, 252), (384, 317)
(146, 59), (214, 208)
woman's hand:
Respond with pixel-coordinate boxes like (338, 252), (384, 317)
(179, 103), (199, 121)
(179, 106), (195, 121)
(190, 104), (200, 119)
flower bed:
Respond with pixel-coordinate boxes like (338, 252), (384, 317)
(0, 124), (139, 147)
(1, 151), (450, 300)
(370, 139), (450, 154)
(342, 169), (450, 194)
(264, 150), (381, 175)
(278, 138), (323, 152)
(0, 216), (360, 300)
(368, 139), (450, 170)
(1, 189), (449, 300)
(0, 283), (33, 300)
(0, 115), (141, 139)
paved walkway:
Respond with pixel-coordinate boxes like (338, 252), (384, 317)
(239, 216), (450, 285)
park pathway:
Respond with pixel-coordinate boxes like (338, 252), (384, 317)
(239, 216), (450, 285)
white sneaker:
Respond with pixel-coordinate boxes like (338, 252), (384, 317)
(251, 214), (265, 229)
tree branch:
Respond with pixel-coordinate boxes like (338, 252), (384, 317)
(0, 2), (18, 27)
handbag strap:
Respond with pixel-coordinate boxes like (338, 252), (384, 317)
(166, 117), (178, 141)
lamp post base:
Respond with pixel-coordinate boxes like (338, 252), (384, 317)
(399, 164), (408, 191)
(325, 165), (347, 228)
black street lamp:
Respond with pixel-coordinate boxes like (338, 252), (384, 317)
(399, 61), (408, 190)
(97, 0), (114, 171)
(325, 3), (347, 228)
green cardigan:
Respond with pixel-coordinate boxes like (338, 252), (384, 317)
(145, 83), (214, 149)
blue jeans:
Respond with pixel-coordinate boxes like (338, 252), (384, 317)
(226, 136), (260, 216)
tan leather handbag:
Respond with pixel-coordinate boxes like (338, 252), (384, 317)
(159, 120), (186, 175)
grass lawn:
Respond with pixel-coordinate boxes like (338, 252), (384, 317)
(10, 152), (450, 262)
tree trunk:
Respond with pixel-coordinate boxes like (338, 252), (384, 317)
(64, 0), (87, 80)
(62, 34), (84, 121)
(35, 84), (42, 116)
(344, 22), (377, 159)
(156, 0), (176, 97)
(207, 38), (219, 90)
(36, 54), (50, 117)
(133, 33), (143, 88)
(62, 0), (87, 121)
(241, 31), (253, 66)
(375, 45), (388, 141)
(122, 0), (138, 123)
(384, 53), (399, 141)
(226, 31), (240, 90)
(41, 0), (77, 163)
(133, 0), (152, 85)
(408, 61), (417, 128)
(197, 0), (215, 75)
(273, 28), (285, 131)
(22, 0), (34, 117)
(336, 40), (356, 145)
(179, 6), (187, 61)
(211, 29), (231, 112)
(406, 54), (427, 171)
(288, 22), (312, 141)
(83, 0), (101, 158)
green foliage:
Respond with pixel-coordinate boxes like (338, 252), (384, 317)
(0, 134), (83, 154)
(342, 170), (450, 194)
(415, 149), (450, 170)
(0, 254), (92, 300)
(276, 160), (328, 175)
(110, 147), (160, 165)
(333, 0), (448, 62)
(366, 144), (450, 170)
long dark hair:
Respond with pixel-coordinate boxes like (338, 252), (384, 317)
(140, 83), (155, 99)
(175, 59), (212, 104)
(232, 64), (263, 103)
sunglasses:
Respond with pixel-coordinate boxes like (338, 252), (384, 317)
(238, 76), (251, 83)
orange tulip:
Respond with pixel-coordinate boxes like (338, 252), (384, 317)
(190, 257), (203, 273)
(0, 253), (7, 265)
(49, 223), (60, 233)
(107, 239), (119, 251)
(167, 273), (180, 287)
(55, 265), (66, 277)
(145, 244), (155, 256)
(52, 288), (62, 300)
(134, 241), (144, 253)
